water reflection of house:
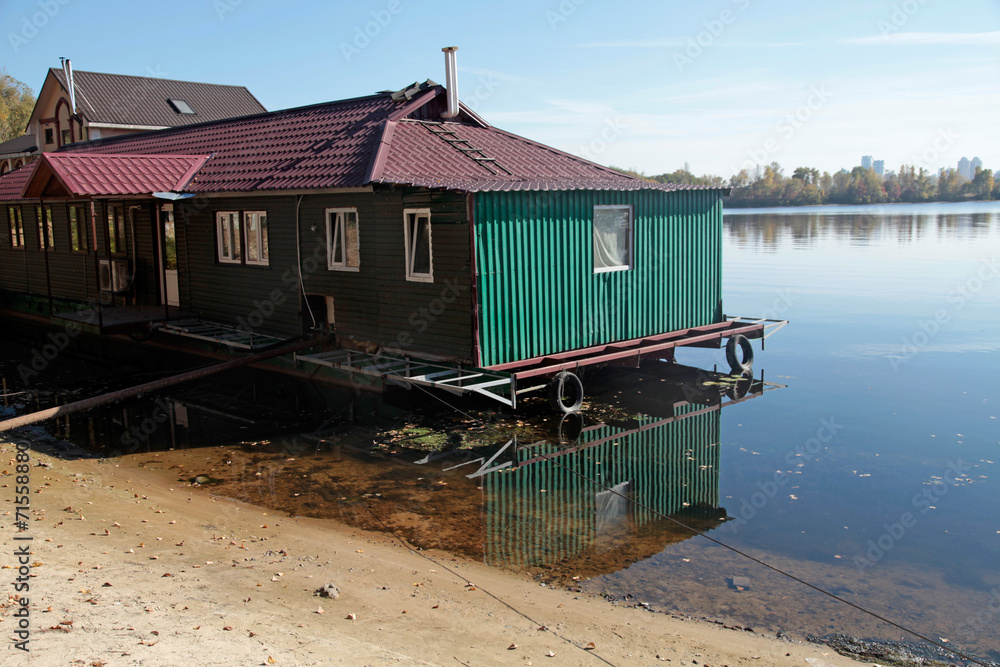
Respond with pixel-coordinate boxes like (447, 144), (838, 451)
(482, 404), (724, 576)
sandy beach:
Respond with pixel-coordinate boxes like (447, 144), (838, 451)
(0, 433), (875, 667)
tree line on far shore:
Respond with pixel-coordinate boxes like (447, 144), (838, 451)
(615, 162), (1000, 207)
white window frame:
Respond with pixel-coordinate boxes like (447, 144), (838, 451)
(326, 207), (360, 271)
(592, 205), (634, 273)
(215, 211), (241, 264)
(243, 210), (269, 266)
(403, 208), (433, 283)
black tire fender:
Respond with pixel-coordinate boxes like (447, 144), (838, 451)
(725, 334), (754, 373)
(548, 371), (584, 414)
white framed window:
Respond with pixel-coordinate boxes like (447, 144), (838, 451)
(593, 205), (633, 272)
(403, 208), (433, 282)
(326, 208), (360, 271)
(244, 211), (269, 266)
(216, 211), (242, 264)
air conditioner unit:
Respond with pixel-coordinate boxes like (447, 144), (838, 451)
(98, 259), (130, 293)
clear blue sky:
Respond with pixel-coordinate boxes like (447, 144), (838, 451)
(3, 0), (998, 178)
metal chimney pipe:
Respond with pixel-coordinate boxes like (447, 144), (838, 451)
(62, 58), (77, 114)
(441, 46), (459, 119)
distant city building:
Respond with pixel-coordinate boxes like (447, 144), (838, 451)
(958, 157), (972, 180)
(873, 160), (884, 176)
(861, 155), (873, 170)
(971, 156), (983, 175)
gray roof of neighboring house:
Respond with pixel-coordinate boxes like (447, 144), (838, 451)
(0, 134), (38, 157)
(49, 68), (267, 128)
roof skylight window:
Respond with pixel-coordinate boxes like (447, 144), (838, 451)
(168, 98), (195, 114)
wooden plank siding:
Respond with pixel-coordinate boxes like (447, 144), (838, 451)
(0, 200), (141, 308)
(295, 186), (473, 362)
(174, 195), (301, 338)
(3, 187), (475, 361)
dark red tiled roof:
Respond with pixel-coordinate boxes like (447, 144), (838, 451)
(62, 94), (400, 193)
(1, 84), (721, 199)
(50, 69), (266, 128)
(0, 162), (35, 200)
(378, 120), (671, 192)
(24, 153), (211, 198)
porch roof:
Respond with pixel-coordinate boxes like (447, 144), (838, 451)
(20, 152), (211, 198)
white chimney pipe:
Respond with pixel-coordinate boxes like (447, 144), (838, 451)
(62, 57), (77, 115)
(441, 46), (459, 119)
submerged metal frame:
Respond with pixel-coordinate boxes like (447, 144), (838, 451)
(460, 374), (783, 478)
(155, 319), (287, 351)
(293, 349), (517, 406)
(294, 317), (788, 409)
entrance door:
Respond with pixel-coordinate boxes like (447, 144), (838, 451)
(161, 208), (180, 307)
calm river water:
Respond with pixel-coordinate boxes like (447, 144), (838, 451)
(583, 201), (1000, 661)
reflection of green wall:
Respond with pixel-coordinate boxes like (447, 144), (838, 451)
(483, 406), (721, 569)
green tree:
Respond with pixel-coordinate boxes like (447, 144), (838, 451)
(792, 166), (820, 185)
(0, 69), (35, 143)
(937, 168), (965, 201)
(971, 167), (994, 200)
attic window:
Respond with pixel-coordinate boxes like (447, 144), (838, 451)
(168, 98), (196, 115)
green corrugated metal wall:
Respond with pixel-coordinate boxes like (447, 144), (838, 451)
(474, 189), (724, 367)
(483, 406), (721, 570)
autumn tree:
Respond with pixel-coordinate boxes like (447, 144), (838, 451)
(971, 167), (994, 200)
(0, 69), (35, 143)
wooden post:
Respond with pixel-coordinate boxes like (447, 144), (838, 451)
(90, 200), (103, 330)
(0, 336), (327, 434)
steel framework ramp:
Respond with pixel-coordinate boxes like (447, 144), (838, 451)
(294, 349), (517, 407)
(154, 319), (287, 351)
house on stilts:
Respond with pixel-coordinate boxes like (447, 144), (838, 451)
(0, 51), (784, 411)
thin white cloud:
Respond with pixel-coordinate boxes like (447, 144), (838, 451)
(580, 39), (686, 49)
(580, 40), (807, 49)
(847, 31), (1000, 45)
(458, 66), (530, 84)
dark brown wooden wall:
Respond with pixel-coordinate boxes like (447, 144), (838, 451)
(174, 195), (301, 337)
(296, 186), (473, 361)
(0, 200), (160, 308)
(3, 187), (474, 362)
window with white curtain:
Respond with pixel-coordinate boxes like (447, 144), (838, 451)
(593, 205), (632, 272)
